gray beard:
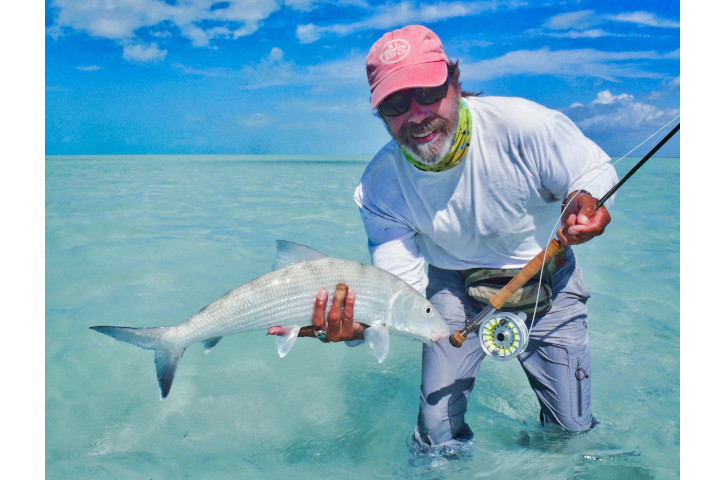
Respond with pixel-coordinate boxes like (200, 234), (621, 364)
(389, 107), (460, 167)
(401, 124), (456, 167)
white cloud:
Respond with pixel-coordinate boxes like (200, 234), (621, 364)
(545, 29), (617, 39)
(567, 90), (679, 132)
(538, 9), (678, 40)
(296, 1), (522, 43)
(463, 48), (664, 82)
(607, 11), (680, 28)
(537, 10), (614, 39)
(173, 63), (229, 77)
(268, 47), (285, 62)
(544, 10), (597, 31)
(75, 65), (103, 72)
(296, 24), (321, 44)
(50, 0), (281, 57)
(173, 45), (367, 92)
(235, 47), (301, 87)
(576, 103), (674, 130)
(176, 42), (668, 92)
(123, 43), (168, 62)
(664, 49), (680, 60)
(52, 0), (170, 39)
(593, 90), (634, 105)
(170, 48), (299, 87)
(283, 0), (369, 11)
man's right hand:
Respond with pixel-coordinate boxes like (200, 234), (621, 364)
(557, 190), (611, 246)
(267, 283), (367, 342)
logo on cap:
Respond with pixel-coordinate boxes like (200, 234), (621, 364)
(380, 39), (410, 64)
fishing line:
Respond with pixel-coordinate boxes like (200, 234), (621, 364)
(606, 115), (680, 171)
(526, 116), (681, 335)
(455, 116), (680, 357)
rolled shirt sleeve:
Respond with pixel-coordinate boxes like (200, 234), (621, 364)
(353, 96), (618, 276)
(535, 109), (618, 209)
(354, 183), (428, 296)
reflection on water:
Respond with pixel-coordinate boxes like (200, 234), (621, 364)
(46, 155), (679, 479)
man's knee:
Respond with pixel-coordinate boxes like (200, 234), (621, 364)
(417, 379), (474, 446)
(521, 341), (593, 432)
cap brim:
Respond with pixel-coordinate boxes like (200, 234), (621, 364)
(370, 60), (448, 110)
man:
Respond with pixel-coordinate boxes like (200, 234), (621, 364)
(271, 24), (616, 448)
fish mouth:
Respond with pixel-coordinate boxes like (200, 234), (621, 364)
(430, 330), (449, 343)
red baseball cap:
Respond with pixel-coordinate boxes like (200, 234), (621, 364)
(366, 25), (450, 110)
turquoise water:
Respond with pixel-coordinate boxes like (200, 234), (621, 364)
(46, 155), (679, 479)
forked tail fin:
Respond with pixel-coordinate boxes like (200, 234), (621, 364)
(90, 326), (185, 399)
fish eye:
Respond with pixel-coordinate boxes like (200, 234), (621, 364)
(424, 306), (432, 316)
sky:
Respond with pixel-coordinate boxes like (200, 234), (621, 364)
(44, 0), (680, 157)
(23, 2), (722, 475)
(25, 2), (724, 474)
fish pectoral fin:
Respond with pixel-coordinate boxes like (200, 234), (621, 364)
(364, 325), (390, 363)
(203, 336), (223, 354)
(275, 327), (301, 358)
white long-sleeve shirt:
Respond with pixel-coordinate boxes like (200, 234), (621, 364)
(353, 96), (618, 295)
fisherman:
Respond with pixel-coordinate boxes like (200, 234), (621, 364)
(271, 24), (617, 448)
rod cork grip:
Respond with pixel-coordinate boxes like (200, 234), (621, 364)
(489, 239), (564, 310)
(449, 330), (467, 348)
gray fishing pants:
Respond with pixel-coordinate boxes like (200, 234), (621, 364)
(414, 248), (593, 447)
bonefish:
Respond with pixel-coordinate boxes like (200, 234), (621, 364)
(91, 241), (448, 398)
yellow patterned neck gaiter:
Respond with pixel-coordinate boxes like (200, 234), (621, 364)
(399, 99), (471, 172)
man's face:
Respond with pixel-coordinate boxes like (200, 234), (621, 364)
(380, 80), (462, 167)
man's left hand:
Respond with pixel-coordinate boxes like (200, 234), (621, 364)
(557, 191), (611, 246)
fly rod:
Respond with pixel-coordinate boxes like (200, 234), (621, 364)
(449, 122), (680, 349)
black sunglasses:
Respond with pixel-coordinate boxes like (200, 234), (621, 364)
(378, 75), (450, 117)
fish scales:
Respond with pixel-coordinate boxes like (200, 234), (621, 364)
(90, 242), (448, 398)
(171, 257), (396, 346)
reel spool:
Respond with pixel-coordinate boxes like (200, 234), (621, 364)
(478, 311), (529, 361)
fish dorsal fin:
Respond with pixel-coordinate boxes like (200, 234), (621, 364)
(276, 327), (301, 358)
(273, 241), (328, 270)
(364, 325), (390, 363)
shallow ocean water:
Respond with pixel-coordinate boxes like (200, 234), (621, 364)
(45, 154), (679, 479)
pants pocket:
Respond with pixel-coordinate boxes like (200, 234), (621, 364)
(520, 341), (593, 431)
(568, 344), (592, 428)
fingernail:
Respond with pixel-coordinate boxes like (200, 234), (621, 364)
(333, 286), (346, 305)
(347, 288), (355, 299)
(317, 289), (327, 300)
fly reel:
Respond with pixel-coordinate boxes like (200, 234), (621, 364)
(478, 311), (529, 360)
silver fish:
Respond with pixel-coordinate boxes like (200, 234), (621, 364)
(91, 241), (448, 398)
